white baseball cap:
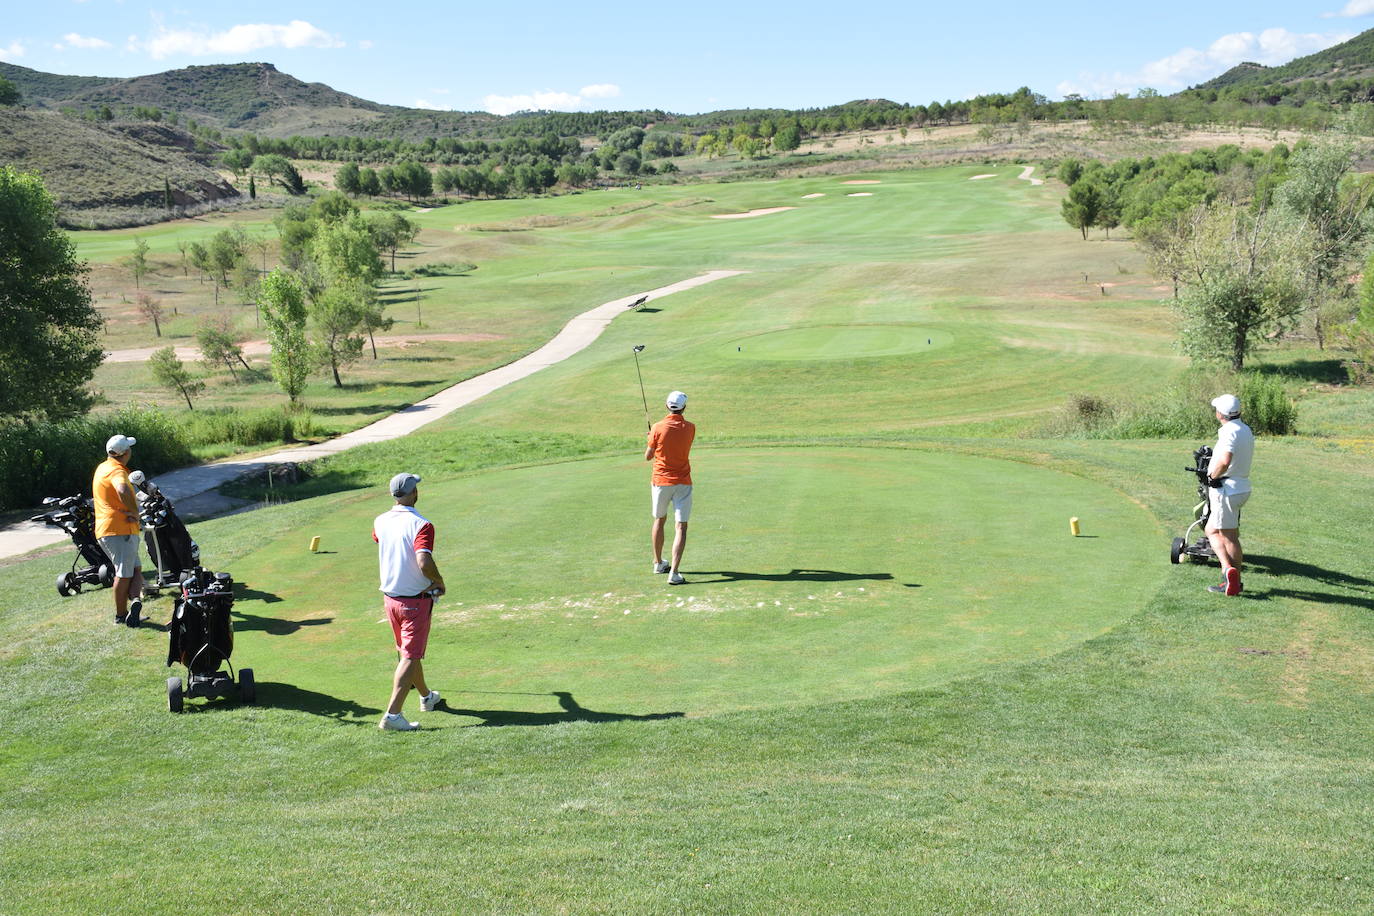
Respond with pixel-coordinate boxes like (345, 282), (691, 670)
(390, 472), (422, 497)
(106, 434), (136, 454)
(1211, 394), (1241, 418)
(666, 390), (687, 411)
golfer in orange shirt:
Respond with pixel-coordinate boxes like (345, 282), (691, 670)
(644, 390), (695, 585)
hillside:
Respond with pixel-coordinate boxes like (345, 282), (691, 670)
(0, 109), (238, 221)
(0, 61), (118, 104)
(1195, 28), (1374, 89)
(20, 62), (387, 134)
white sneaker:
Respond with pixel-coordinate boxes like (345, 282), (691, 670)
(653, 560), (671, 574)
(379, 712), (419, 731)
(420, 690), (441, 712)
(667, 572), (686, 586)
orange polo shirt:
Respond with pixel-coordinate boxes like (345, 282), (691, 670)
(93, 457), (140, 538)
(648, 413), (695, 486)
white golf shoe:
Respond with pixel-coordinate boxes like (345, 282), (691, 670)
(379, 713), (419, 731)
(420, 690), (441, 712)
(667, 571), (686, 586)
(653, 560), (671, 574)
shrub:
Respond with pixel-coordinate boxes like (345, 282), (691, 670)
(178, 406), (320, 449)
(0, 408), (194, 512)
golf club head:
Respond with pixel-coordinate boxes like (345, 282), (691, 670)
(633, 345), (646, 353)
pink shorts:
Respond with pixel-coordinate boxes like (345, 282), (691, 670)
(384, 595), (434, 659)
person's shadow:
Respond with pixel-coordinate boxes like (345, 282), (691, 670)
(232, 610), (334, 636)
(254, 681), (383, 723)
(1243, 554), (1374, 609)
(437, 691), (684, 727)
(691, 569), (894, 584)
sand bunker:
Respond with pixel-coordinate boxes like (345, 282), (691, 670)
(801, 193), (826, 199)
(842, 180), (881, 185)
(970, 174), (997, 180)
(846, 192), (874, 197)
(711, 207), (796, 219)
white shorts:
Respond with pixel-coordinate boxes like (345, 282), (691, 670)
(1206, 487), (1249, 530)
(98, 534), (143, 578)
(651, 484), (693, 523)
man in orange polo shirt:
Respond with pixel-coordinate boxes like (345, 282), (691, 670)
(93, 434), (145, 627)
(644, 390), (695, 586)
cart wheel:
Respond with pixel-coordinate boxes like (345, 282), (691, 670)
(1170, 537), (1185, 565)
(239, 668), (256, 704)
(99, 564), (115, 588)
(168, 676), (184, 713)
(56, 573), (72, 597)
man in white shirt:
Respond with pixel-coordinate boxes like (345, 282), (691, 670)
(1205, 394), (1254, 597)
(372, 472), (446, 731)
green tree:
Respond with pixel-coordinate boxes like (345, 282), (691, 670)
(0, 77), (21, 106)
(312, 216), (384, 285)
(367, 212), (418, 273)
(335, 161), (362, 196)
(311, 281), (368, 387)
(0, 167), (104, 421)
(259, 269), (313, 403)
(358, 167), (382, 197)
(615, 151), (642, 174)
(220, 148), (254, 182)
(774, 125), (801, 152)
(1061, 180), (1103, 240)
(126, 237), (150, 289)
(252, 154), (307, 195)
(135, 291), (163, 337)
(196, 317), (250, 381)
(148, 346), (204, 410)
(310, 190), (359, 224)
(207, 227), (247, 306)
(1174, 204), (1312, 370)
(164, 178), (173, 211)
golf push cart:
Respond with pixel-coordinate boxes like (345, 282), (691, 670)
(129, 470), (200, 593)
(30, 496), (115, 597)
(1170, 445), (1220, 565)
(166, 566), (254, 713)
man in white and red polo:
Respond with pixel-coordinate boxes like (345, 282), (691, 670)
(372, 472), (446, 731)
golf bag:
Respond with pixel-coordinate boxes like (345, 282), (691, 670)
(1169, 445), (1220, 564)
(130, 472), (199, 589)
(166, 566), (254, 712)
(30, 496), (114, 597)
(168, 568), (235, 674)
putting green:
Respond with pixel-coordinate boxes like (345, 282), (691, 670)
(726, 324), (954, 361)
(231, 447), (1161, 720)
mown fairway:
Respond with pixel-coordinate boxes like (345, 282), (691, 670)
(3, 167), (1372, 913)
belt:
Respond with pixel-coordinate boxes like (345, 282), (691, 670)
(385, 592), (432, 600)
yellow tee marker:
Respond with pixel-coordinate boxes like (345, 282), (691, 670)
(309, 536), (321, 553)
(1069, 517), (1081, 537)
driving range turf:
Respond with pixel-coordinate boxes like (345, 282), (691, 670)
(3, 167), (1373, 913)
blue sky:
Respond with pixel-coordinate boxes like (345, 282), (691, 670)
(3, 1), (1373, 114)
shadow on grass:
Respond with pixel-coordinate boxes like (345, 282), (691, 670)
(254, 681), (383, 721)
(438, 691), (684, 727)
(310, 402), (416, 417)
(234, 584), (283, 604)
(1244, 554), (1374, 609)
(1249, 360), (1349, 385)
(633, 307), (663, 314)
(233, 610), (333, 636)
(691, 569), (895, 584)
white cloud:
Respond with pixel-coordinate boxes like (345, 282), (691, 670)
(413, 99), (449, 110)
(135, 20), (344, 60)
(56, 33), (112, 50)
(0, 40), (26, 61)
(580, 83), (621, 100)
(1324, 0), (1374, 17)
(1058, 27), (1354, 98)
(482, 85), (623, 115)
(358, 39), (374, 50)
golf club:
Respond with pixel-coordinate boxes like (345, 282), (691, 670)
(632, 344), (650, 431)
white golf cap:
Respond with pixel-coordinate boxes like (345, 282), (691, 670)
(1211, 394), (1241, 418)
(390, 472), (421, 497)
(106, 434), (136, 454)
(666, 390), (687, 411)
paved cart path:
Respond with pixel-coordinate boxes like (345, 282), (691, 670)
(1, 270), (746, 561)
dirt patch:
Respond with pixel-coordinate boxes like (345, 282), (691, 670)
(710, 207), (796, 220)
(801, 193), (826, 199)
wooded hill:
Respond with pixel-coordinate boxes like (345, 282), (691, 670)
(1197, 29), (1374, 90)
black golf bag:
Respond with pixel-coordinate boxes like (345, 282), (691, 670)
(30, 496), (114, 596)
(131, 472), (199, 589)
(166, 567), (254, 712)
(1169, 445), (1220, 564)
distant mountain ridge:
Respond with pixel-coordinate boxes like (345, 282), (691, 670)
(1196, 29), (1374, 90)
